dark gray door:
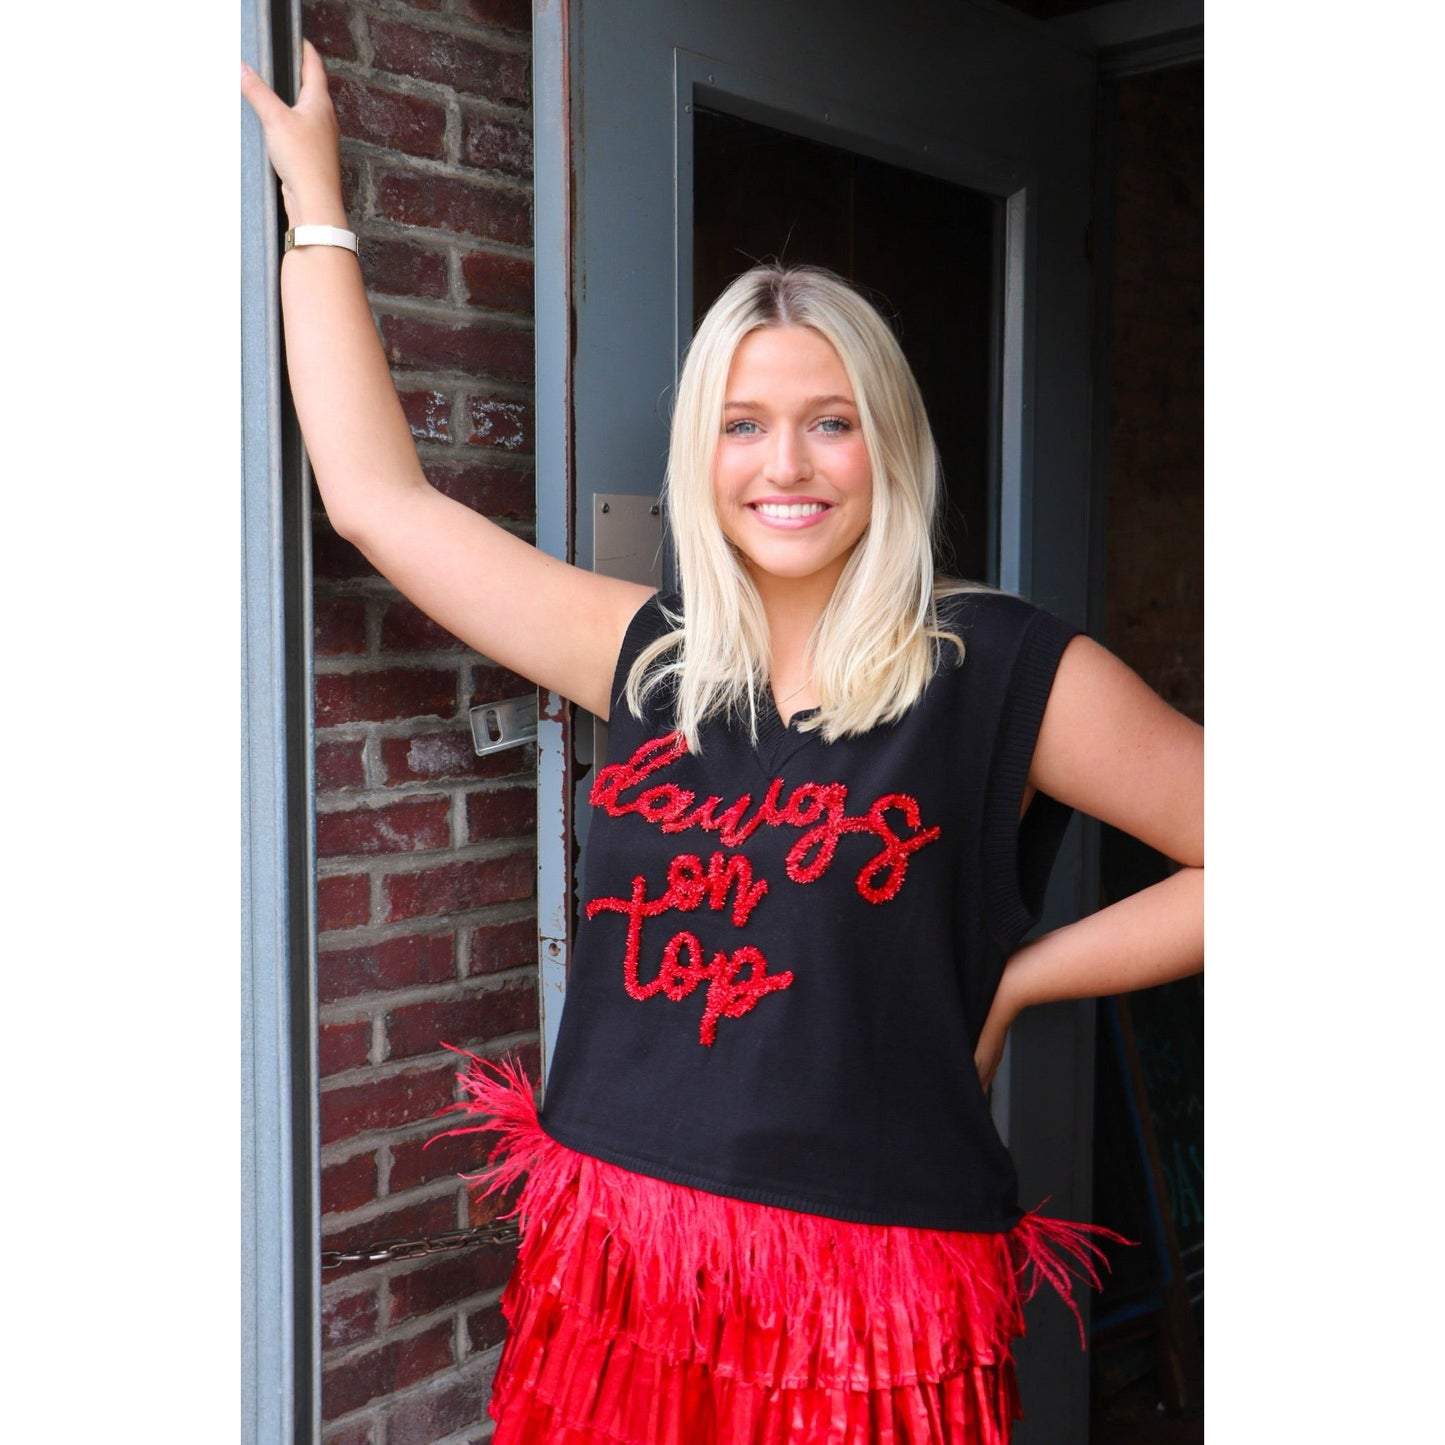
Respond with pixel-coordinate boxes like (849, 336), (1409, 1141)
(536, 3), (1099, 1435)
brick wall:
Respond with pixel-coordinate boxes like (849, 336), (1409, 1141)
(1102, 64), (1204, 722)
(303, 3), (538, 1440)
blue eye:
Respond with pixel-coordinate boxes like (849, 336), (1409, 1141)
(725, 419), (761, 436)
(817, 417), (852, 434)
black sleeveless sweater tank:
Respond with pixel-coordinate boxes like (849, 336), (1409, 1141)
(539, 589), (1079, 1231)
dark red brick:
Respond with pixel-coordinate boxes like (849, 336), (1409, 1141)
(322, 1150), (379, 1215)
(315, 667), (457, 726)
(384, 852), (535, 923)
(322, 1284), (380, 1353)
(339, 155), (364, 219)
(380, 726), (478, 784)
(317, 796), (453, 859)
(321, 1193), (458, 1256)
(465, 785), (535, 842)
(319, 932), (456, 1005)
(315, 597), (368, 656)
(321, 1420), (376, 1445)
(318, 874), (371, 932)
(381, 727), (534, 785)
(456, 0), (531, 31)
(460, 248), (533, 313)
(320, 1020), (373, 1078)
(466, 1171), (523, 1230)
(312, 523), (375, 582)
(390, 1246), (517, 1325)
(303, 0), (358, 61)
(466, 916), (535, 977)
(320, 1063), (459, 1146)
(424, 459), (533, 521)
(501, 1039), (540, 1083)
(360, 235), (450, 300)
(389, 1124), (492, 1194)
(380, 313), (533, 382)
(397, 388), (451, 443)
(331, 76), (447, 159)
(467, 664), (534, 706)
(383, 1361), (496, 1445)
(374, 166), (532, 249)
(316, 738), (367, 793)
(379, 599), (469, 654)
(386, 980), (537, 1059)
(369, 18), (530, 105)
(466, 1302), (507, 1355)
(465, 394), (533, 452)
(460, 111), (532, 178)
(321, 1320), (454, 1421)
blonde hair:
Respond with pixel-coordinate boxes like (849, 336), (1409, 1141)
(626, 264), (975, 749)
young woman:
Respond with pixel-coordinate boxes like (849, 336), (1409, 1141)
(244, 43), (1203, 1445)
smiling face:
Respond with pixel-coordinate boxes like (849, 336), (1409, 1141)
(712, 325), (874, 598)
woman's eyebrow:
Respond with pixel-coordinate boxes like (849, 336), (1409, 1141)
(723, 394), (857, 411)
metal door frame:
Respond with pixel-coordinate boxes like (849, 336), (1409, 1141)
(241, 0), (321, 1437)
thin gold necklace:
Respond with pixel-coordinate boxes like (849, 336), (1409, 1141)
(775, 679), (813, 707)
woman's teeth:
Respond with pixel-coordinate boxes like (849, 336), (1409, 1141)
(753, 502), (827, 519)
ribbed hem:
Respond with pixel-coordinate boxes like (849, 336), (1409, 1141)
(439, 1055), (1123, 1344)
(540, 1114), (1026, 1233)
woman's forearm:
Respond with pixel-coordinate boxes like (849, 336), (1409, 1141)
(279, 242), (431, 542)
(244, 47), (431, 546)
(1000, 866), (1203, 1021)
(974, 866), (1201, 1088)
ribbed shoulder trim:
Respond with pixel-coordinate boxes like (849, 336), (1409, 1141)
(979, 600), (1082, 946)
(608, 590), (677, 716)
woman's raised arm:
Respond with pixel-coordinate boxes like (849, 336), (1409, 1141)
(241, 42), (652, 718)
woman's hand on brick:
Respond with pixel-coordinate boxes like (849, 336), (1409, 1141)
(241, 39), (348, 229)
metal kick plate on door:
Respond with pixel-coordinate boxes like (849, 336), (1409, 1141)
(594, 493), (664, 587)
(588, 493), (666, 766)
(469, 694), (538, 756)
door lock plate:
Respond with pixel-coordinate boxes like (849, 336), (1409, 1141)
(469, 694), (538, 756)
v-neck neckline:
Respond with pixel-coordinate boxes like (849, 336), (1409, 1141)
(753, 692), (823, 774)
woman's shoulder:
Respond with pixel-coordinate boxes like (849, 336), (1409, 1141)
(935, 583), (1062, 637)
(935, 584), (1081, 679)
(609, 589), (685, 711)
(621, 588), (679, 644)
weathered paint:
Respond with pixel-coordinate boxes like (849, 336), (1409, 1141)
(533, 0), (574, 1084)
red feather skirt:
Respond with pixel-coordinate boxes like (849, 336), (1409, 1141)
(443, 1056), (1119, 1445)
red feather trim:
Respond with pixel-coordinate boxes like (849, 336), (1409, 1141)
(437, 1053), (1124, 1444)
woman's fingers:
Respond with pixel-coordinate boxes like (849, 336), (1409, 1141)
(241, 44), (346, 225)
(297, 38), (331, 105)
(239, 60), (288, 128)
(240, 42), (334, 130)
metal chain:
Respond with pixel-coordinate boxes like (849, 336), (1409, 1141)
(321, 1220), (521, 1270)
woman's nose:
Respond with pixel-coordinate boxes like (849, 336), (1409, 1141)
(762, 428), (812, 485)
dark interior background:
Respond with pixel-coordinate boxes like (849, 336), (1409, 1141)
(694, 108), (998, 585)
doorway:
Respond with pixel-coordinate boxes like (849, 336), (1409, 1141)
(693, 107), (999, 586)
(551, 4), (1100, 1435)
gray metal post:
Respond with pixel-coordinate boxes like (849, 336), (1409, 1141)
(241, 0), (321, 1437)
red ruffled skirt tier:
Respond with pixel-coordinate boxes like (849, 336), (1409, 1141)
(442, 1056), (1119, 1445)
